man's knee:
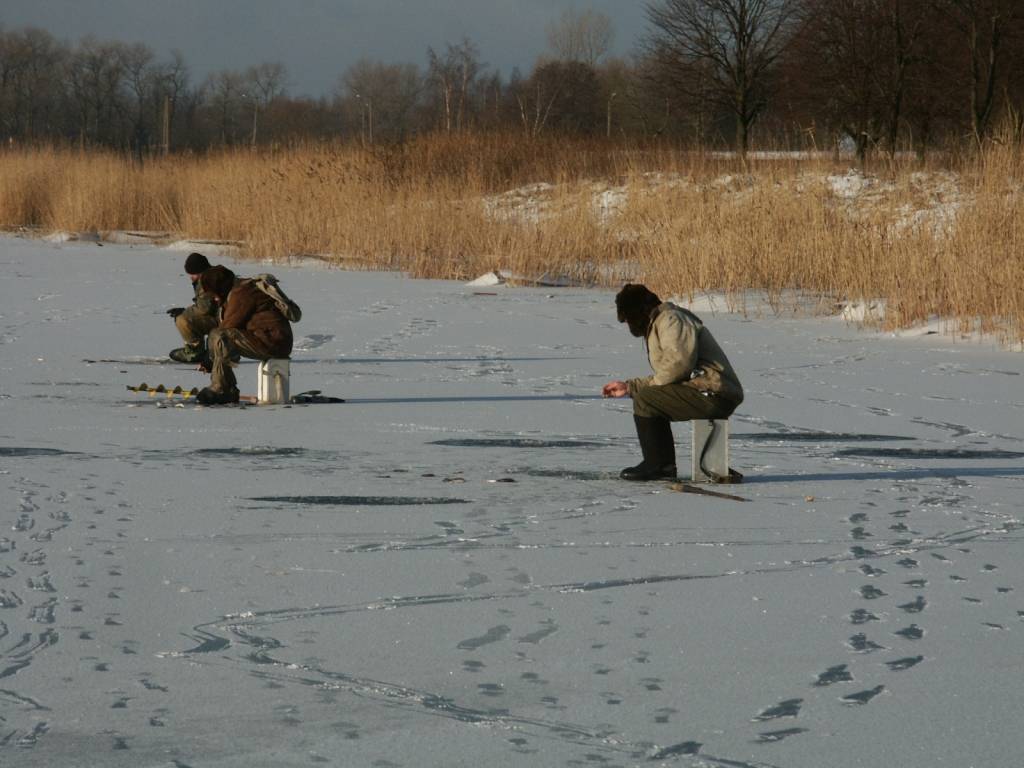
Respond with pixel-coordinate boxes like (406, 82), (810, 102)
(177, 312), (216, 344)
(208, 329), (231, 356)
(631, 389), (666, 419)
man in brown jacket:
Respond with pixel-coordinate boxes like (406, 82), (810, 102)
(195, 265), (293, 405)
(603, 283), (743, 481)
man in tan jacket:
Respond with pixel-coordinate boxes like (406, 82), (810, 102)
(603, 284), (743, 481)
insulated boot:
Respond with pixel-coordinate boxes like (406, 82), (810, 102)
(196, 386), (240, 405)
(169, 342), (207, 364)
(620, 415), (678, 481)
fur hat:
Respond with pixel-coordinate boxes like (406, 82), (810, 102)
(199, 265), (236, 300)
(184, 252), (212, 275)
(615, 283), (661, 323)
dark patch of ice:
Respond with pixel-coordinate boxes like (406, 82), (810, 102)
(755, 728), (808, 744)
(249, 495), (471, 506)
(886, 655), (924, 671)
(735, 432), (913, 442)
(520, 468), (617, 481)
(194, 447), (310, 457)
(894, 624), (924, 640)
(841, 685), (885, 705)
(850, 609), (879, 624)
(457, 624), (511, 650)
(899, 596), (927, 613)
(518, 621), (558, 645)
(815, 664), (853, 686)
(650, 741), (701, 758)
(753, 698), (803, 721)
(848, 633), (885, 653)
(181, 632), (230, 654)
(431, 438), (608, 449)
(836, 448), (1024, 459)
(0, 447), (79, 457)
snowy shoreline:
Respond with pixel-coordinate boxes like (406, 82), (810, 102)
(17, 226), (1024, 353)
(1, 234), (1022, 767)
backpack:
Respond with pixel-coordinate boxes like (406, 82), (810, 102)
(252, 273), (302, 322)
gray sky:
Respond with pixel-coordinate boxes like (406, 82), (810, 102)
(0, 0), (650, 97)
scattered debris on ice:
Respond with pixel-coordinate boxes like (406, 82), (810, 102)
(838, 300), (888, 324)
(466, 271), (506, 287)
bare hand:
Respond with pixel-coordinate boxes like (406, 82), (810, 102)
(602, 380), (628, 398)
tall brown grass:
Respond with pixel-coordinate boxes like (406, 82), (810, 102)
(0, 133), (1020, 343)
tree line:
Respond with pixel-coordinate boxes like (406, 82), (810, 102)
(1, 2), (1021, 160)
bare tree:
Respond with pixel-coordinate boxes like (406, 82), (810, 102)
(510, 70), (561, 138)
(0, 27), (68, 140)
(883, 0), (929, 156)
(339, 58), (423, 142)
(244, 61), (288, 145)
(427, 38), (481, 132)
(246, 61), (287, 107)
(546, 8), (615, 66)
(1004, 28), (1024, 142)
(784, 0), (929, 162)
(639, 41), (714, 142)
(645, 0), (799, 158)
(203, 70), (248, 145)
(526, 60), (603, 135)
(474, 69), (506, 129)
(933, 0), (1023, 143)
(118, 42), (157, 156)
(65, 37), (129, 146)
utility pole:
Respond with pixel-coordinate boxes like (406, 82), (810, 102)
(355, 93), (373, 145)
(161, 95), (170, 156)
(606, 91), (617, 138)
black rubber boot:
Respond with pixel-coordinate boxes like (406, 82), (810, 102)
(651, 416), (677, 477)
(620, 415), (677, 481)
(196, 387), (240, 405)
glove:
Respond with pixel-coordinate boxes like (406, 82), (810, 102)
(167, 307), (185, 319)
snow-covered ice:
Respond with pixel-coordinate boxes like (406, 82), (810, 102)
(1, 235), (1022, 767)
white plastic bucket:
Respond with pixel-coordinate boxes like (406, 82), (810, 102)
(257, 359), (290, 404)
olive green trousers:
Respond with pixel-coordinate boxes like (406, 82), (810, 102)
(175, 308), (218, 346)
(207, 328), (271, 393)
(632, 383), (738, 422)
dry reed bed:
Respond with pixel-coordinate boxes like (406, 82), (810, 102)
(0, 135), (1020, 342)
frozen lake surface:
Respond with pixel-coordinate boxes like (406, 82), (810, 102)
(1, 236), (1022, 767)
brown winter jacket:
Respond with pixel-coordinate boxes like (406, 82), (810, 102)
(626, 302), (744, 406)
(219, 279), (293, 359)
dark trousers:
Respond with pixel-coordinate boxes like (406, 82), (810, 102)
(208, 328), (271, 392)
(632, 383), (738, 421)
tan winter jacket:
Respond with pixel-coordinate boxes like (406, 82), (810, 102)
(626, 302), (744, 405)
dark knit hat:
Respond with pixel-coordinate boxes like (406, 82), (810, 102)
(184, 252), (211, 275)
(199, 265), (236, 300)
(615, 283), (661, 323)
